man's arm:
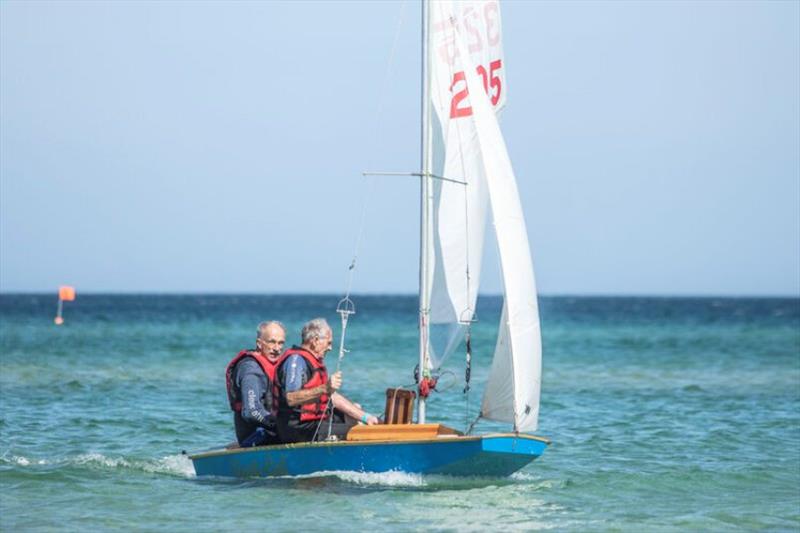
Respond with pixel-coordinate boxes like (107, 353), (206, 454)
(282, 354), (342, 407)
(331, 392), (379, 425)
(286, 384), (328, 407)
(285, 371), (342, 407)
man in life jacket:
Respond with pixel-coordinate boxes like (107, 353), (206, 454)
(226, 320), (286, 447)
(277, 318), (379, 443)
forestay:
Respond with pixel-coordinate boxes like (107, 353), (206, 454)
(440, 3), (541, 431)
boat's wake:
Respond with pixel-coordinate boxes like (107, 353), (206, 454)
(1, 451), (195, 478)
(293, 470), (428, 488)
(243, 469), (525, 491)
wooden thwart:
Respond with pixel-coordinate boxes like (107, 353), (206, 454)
(347, 423), (462, 442)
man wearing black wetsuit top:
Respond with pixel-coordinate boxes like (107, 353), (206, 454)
(228, 321), (286, 447)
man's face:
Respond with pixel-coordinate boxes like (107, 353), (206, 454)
(309, 329), (333, 359)
(257, 325), (286, 362)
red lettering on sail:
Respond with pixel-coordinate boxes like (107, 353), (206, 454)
(488, 59), (502, 105)
(449, 71), (471, 118)
(477, 64), (489, 94)
(463, 7), (482, 53)
(448, 60), (503, 119)
(485, 2), (500, 46)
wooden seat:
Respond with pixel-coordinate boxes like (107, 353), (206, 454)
(384, 388), (416, 424)
(347, 423), (462, 441)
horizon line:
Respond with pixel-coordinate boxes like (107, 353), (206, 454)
(1, 290), (798, 299)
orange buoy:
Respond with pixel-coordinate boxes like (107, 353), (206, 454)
(59, 286), (76, 301)
(55, 285), (76, 325)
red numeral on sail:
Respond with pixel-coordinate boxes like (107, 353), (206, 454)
(488, 59), (502, 105)
(449, 71), (471, 118)
(449, 59), (503, 119)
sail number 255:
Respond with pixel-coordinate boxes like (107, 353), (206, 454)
(450, 59), (503, 119)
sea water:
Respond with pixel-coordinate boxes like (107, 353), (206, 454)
(1, 295), (798, 531)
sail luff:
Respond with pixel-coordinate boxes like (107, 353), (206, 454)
(426, 0), (499, 369)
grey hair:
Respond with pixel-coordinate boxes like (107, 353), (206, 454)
(257, 320), (285, 340)
(301, 318), (331, 344)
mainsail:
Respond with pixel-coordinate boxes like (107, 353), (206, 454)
(426, 0), (505, 367)
(425, 0), (542, 431)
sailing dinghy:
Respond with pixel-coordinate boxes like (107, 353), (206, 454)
(191, 0), (549, 478)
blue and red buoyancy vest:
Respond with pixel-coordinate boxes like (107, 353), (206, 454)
(225, 350), (280, 413)
(277, 347), (330, 422)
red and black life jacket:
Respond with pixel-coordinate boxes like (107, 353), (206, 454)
(225, 350), (279, 413)
(277, 346), (329, 422)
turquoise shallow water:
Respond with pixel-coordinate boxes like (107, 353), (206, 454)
(1, 295), (799, 531)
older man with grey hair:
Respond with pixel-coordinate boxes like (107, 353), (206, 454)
(225, 321), (286, 447)
(277, 318), (378, 443)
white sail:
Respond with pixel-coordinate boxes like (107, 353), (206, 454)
(426, 0), (506, 368)
(445, 2), (542, 432)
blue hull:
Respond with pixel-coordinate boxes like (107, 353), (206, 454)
(190, 434), (549, 478)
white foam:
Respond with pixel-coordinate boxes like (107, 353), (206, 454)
(330, 470), (427, 487)
(6, 451), (195, 478)
(287, 469), (427, 487)
(4, 454), (47, 466)
(510, 471), (565, 490)
(142, 454), (196, 478)
(72, 452), (196, 478)
(74, 452), (132, 469)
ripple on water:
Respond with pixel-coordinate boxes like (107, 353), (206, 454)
(1, 295), (798, 530)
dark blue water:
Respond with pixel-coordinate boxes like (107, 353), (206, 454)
(1, 295), (798, 530)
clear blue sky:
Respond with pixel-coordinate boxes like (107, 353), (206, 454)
(1, 0), (798, 296)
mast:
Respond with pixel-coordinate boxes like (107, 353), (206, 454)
(418, 0), (433, 424)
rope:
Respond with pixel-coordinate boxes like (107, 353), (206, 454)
(343, 0), (409, 299)
(463, 328), (472, 429)
(314, 2), (409, 443)
(322, 298), (355, 440)
(466, 413), (481, 436)
(312, 396), (336, 442)
(346, 0), (409, 293)
(369, 0), (408, 158)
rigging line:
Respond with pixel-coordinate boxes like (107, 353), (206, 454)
(325, 5), (410, 442)
(342, 186), (369, 299)
(325, 297), (355, 440)
(369, 0), (408, 152)
(312, 398), (335, 442)
(325, 1), (410, 430)
(466, 413), (481, 436)
(342, 0), (409, 299)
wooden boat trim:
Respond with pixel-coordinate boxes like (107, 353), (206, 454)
(347, 423), (462, 441)
(189, 432), (551, 460)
